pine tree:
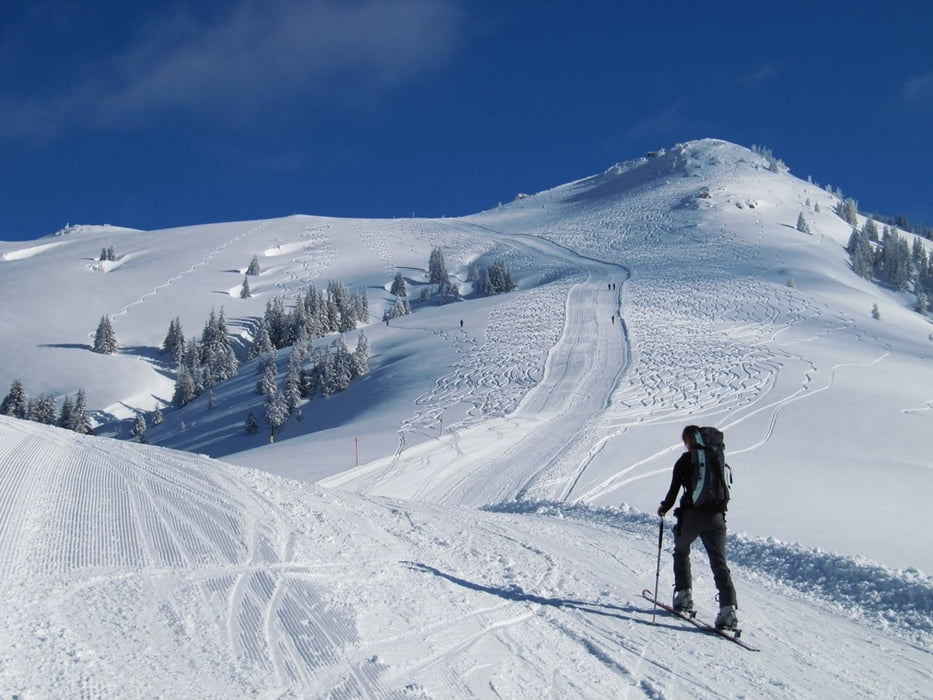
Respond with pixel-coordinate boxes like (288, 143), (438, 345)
(314, 352), (337, 396)
(245, 410), (260, 434)
(264, 297), (288, 348)
(151, 405), (164, 426)
(390, 271), (407, 297)
(916, 287), (929, 316)
(847, 228), (873, 279)
(30, 393), (59, 425)
(351, 332), (370, 377)
(172, 367), (198, 407)
(71, 389), (90, 434)
(248, 320), (275, 360)
(247, 255), (262, 276)
(58, 395), (74, 429)
(187, 338), (205, 394)
(429, 247), (448, 285)
(201, 308), (238, 386)
(92, 315), (118, 354)
(284, 347), (303, 411)
(333, 337), (353, 392)
(161, 317), (185, 365)
(871, 303), (881, 320)
(240, 276), (252, 299)
(0, 379), (28, 419)
(130, 413), (147, 441)
(265, 390), (289, 432)
(257, 362), (277, 398)
(796, 212), (810, 234)
(836, 197), (859, 226)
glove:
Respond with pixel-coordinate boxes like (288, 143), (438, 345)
(657, 505), (667, 518)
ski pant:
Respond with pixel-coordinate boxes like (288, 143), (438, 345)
(673, 508), (737, 608)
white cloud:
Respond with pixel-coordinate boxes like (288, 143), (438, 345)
(903, 71), (933, 102)
(736, 62), (783, 89)
(1, 0), (465, 138)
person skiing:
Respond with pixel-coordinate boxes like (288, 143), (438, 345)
(657, 425), (738, 630)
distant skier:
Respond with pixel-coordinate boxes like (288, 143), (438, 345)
(657, 425), (738, 630)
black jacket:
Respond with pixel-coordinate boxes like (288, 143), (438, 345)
(660, 452), (692, 513)
(660, 451), (725, 514)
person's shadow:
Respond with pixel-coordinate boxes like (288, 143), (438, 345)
(403, 561), (689, 631)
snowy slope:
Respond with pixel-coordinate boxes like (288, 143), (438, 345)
(1, 415), (930, 697)
(1, 139), (932, 695)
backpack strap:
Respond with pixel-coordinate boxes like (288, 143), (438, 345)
(691, 446), (707, 505)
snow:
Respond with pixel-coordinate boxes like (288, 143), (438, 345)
(0, 139), (931, 696)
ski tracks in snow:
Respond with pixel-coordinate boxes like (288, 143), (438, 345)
(2, 416), (930, 697)
(0, 418), (401, 697)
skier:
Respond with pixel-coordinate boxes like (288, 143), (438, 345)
(657, 425), (738, 630)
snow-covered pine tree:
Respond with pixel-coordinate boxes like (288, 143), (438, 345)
(329, 281), (356, 333)
(351, 332), (370, 377)
(333, 337), (353, 392)
(245, 409), (260, 434)
(390, 271), (407, 297)
(880, 227), (913, 290)
(248, 319), (275, 360)
(151, 405), (164, 425)
(247, 255), (261, 276)
(486, 259), (516, 294)
(130, 413), (147, 441)
(172, 367), (198, 408)
(161, 317), (185, 365)
(264, 297), (288, 348)
(71, 389), (91, 434)
(847, 228), (873, 279)
(429, 247), (448, 285)
(0, 379), (28, 419)
(916, 287), (929, 316)
(284, 347), (303, 411)
(796, 212), (811, 234)
(240, 276), (252, 299)
(314, 351), (337, 396)
(182, 338), (204, 396)
(30, 393), (59, 425)
(201, 308), (238, 386)
(353, 290), (369, 324)
(265, 390), (289, 432)
(836, 197), (859, 226)
(257, 362), (277, 398)
(92, 315), (118, 354)
(58, 395), (74, 429)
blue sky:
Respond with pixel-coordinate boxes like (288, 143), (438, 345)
(1, 0), (931, 241)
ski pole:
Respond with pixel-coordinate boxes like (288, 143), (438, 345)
(652, 516), (664, 624)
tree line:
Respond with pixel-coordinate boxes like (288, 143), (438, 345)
(0, 380), (93, 434)
(847, 218), (933, 314)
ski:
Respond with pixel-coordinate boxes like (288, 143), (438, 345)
(642, 589), (760, 651)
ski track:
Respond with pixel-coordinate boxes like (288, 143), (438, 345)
(326, 157), (873, 512)
(1, 416), (931, 697)
(98, 219), (337, 346)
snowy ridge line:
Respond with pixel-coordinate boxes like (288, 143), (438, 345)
(483, 500), (933, 644)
